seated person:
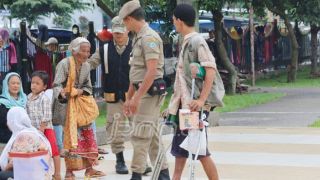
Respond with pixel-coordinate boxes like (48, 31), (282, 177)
(0, 72), (27, 144)
(0, 107), (52, 180)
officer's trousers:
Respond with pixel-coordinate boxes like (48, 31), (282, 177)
(131, 94), (169, 173)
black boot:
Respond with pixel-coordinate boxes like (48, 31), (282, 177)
(115, 152), (129, 174)
(158, 168), (170, 180)
(130, 172), (142, 180)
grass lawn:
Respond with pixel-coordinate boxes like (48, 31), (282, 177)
(95, 89), (285, 127)
(309, 119), (320, 128)
(96, 103), (107, 127)
(215, 92), (285, 113)
(255, 66), (320, 88)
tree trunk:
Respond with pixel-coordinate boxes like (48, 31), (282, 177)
(96, 0), (115, 18)
(212, 10), (237, 95)
(283, 17), (299, 82)
(249, 5), (255, 86)
(310, 24), (320, 75)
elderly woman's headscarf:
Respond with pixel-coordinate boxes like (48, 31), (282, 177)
(0, 72), (27, 108)
(0, 107), (51, 170)
(68, 37), (90, 52)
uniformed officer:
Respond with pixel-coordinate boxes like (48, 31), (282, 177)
(119, 0), (170, 180)
(87, 16), (132, 174)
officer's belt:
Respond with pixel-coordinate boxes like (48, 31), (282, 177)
(104, 92), (128, 102)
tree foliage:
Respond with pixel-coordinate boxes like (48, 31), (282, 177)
(294, 0), (320, 26)
(100, 0), (176, 40)
(0, 0), (14, 8)
(5, 0), (89, 26)
(53, 14), (72, 29)
(293, 0), (320, 75)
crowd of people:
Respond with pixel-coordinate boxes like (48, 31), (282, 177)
(0, 1), (224, 180)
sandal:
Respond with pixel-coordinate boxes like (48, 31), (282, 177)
(98, 148), (109, 154)
(85, 169), (106, 178)
(52, 174), (61, 180)
(60, 149), (68, 158)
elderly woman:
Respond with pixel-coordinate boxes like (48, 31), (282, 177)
(0, 72), (27, 143)
(52, 37), (105, 179)
(0, 107), (52, 180)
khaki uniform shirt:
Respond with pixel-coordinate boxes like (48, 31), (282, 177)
(129, 24), (164, 83)
(168, 32), (225, 115)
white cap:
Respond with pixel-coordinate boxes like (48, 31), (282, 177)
(111, 16), (126, 33)
(44, 37), (58, 45)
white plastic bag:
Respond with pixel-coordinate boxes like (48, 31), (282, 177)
(180, 129), (207, 156)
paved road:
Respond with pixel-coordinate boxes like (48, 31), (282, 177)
(61, 126), (320, 180)
(219, 87), (320, 127)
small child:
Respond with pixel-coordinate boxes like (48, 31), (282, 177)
(26, 71), (61, 180)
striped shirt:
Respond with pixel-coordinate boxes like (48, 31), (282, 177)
(26, 91), (53, 129)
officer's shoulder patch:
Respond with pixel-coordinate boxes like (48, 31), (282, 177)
(144, 36), (159, 49)
(147, 42), (157, 48)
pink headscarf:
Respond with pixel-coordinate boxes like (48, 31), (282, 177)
(0, 28), (9, 42)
